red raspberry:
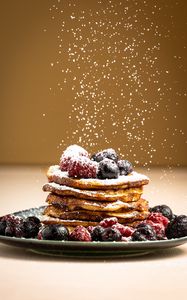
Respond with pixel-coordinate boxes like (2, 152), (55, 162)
(59, 145), (89, 171)
(100, 217), (118, 228)
(143, 220), (166, 239)
(112, 223), (134, 237)
(70, 226), (91, 241)
(147, 212), (169, 228)
(68, 156), (98, 178)
(87, 226), (94, 233)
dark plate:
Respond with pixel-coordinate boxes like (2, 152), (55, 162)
(0, 206), (187, 258)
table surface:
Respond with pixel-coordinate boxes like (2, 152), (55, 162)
(0, 166), (187, 300)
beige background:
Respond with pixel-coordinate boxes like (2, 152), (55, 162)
(0, 0), (186, 166)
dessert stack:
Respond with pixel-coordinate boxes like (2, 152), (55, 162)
(42, 145), (150, 229)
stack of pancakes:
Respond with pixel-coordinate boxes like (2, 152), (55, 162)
(42, 165), (150, 229)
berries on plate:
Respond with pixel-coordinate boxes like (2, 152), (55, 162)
(150, 205), (174, 221)
(91, 148), (118, 163)
(131, 223), (157, 241)
(68, 156), (98, 178)
(117, 160), (133, 175)
(97, 158), (119, 179)
(60, 145), (89, 171)
(100, 217), (118, 228)
(100, 227), (122, 241)
(91, 226), (105, 241)
(40, 225), (69, 240)
(166, 215), (187, 239)
(70, 226), (91, 241)
(147, 212), (169, 228)
(111, 224), (134, 237)
(0, 220), (6, 235)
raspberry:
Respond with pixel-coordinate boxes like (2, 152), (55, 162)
(68, 156), (98, 178)
(91, 148), (118, 162)
(142, 220), (166, 240)
(100, 217), (118, 228)
(70, 226), (91, 241)
(87, 226), (95, 233)
(60, 145), (89, 171)
(112, 224), (134, 237)
(147, 212), (169, 228)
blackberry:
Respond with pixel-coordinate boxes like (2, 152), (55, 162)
(91, 148), (118, 163)
(41, 225), (69, 240)
(97, 158), (119, 179)
(117, 160), (133, 175)
(166, 215), (187, 239)
(150, 205), (174, 221)
(131, 224), (157, 241)
(91, 226), (105, 241)
(0, 221), (6, 235)
(101, 227), (122, 241)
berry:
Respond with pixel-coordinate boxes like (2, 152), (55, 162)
(0, 221), (6, 235)
(101, 227), (122, 241)
(91, 226), (105, 241)
(87, 226), (94, 233)
(97, 158), (119, 179)
(25, 216), (41, 225)
(166, 215), (187, 239)
(91, 148), (118, 162)
(41, 225), (69, 240)
(70, 226), (91, 242)
(5, 225), (15, 237)
(4, 215), (24, 238)
(112, 224), (134, 237)
(23, 221), (40, 238)
(131, 224), (157, 241)
(117, 160), (133, 175)
(68, 156), (98, 178)
(100, 217), (118, 228)
(60, 145), (89, 171)
(147, 212), (169, 228)
(150, 205), (174, 221)
(142, 220), (166, 240)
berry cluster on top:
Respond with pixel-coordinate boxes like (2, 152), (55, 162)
(59, 145), (133, 179)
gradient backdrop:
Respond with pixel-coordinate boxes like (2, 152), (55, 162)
(0, 0), (186, 166)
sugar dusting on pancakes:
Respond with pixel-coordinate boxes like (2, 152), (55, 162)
(46, 0), (187, 178)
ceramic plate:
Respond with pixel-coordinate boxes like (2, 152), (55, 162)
(0, 206), (187, 258)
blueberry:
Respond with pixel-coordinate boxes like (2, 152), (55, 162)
(25, 216), (41, 225)
(131, 224), (157, 241)
(0, 221), (6, 235)
(91, 226), (105, 241)
(91, 148), (118, 163)
(5, 225), (15, 237)
(101, 227), (122, 241)
(41, 225), (69, 240)
(117, 160), (133, 175)
(150, 205), (174, 221)
(166, 215), (187, 239)
(97, 158), (119, 179)
(23, 221), (40, 238)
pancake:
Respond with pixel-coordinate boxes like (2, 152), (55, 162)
(44, 204), (148, 223)
(46, 194), (148, 212)
(41, 215), (142, 229)
(47, 165), (149, 190)
(43, 182), (143, 202)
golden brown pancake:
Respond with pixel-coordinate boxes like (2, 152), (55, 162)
(47, 165), (149, 190)
(44, 204), (148, 223)
(41, 215), (142, 229)
(46, 194), (148, 212)
(43, 182), (143, 202)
